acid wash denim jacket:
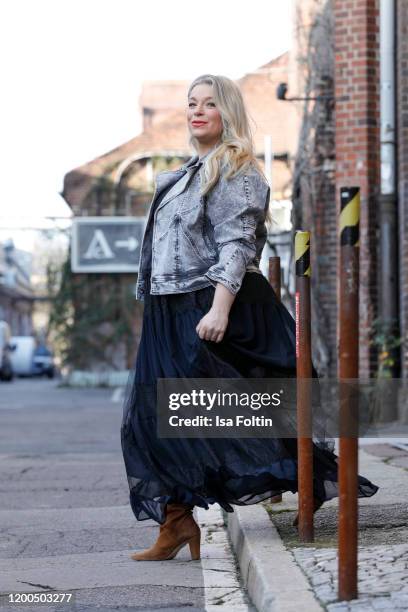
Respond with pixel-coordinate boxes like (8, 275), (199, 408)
(135, 153), (270, 301)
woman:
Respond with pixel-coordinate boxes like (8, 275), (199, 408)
(120, 74), (378, 562)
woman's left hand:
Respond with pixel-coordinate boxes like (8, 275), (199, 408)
(196, 306), (229, 343)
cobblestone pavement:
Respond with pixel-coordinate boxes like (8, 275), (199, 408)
(266, 441), (408, 612)
(265, 443), (408, 612)
(293, 544), (408, 611)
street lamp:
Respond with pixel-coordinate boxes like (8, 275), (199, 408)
(276, 82), (348, 102)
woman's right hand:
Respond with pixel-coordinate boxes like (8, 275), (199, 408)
(195, 306), (229, 343)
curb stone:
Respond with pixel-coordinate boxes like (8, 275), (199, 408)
(222, 504), (323, 612)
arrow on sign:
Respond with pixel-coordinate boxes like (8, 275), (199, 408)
(114, 237), (139, 251)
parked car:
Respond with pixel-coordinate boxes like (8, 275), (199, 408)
(0, 320), (14, 382)
(9, 336), (55, 378)
(32, 344), (55, 378)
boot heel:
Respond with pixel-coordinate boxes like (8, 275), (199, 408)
(188, 534), (201, 560)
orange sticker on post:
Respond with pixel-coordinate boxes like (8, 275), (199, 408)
(295, 291), (300, 359)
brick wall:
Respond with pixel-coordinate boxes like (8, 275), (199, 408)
(333, 0), (381, 378)
(397, 0), (408, 377)
(291, 0), (337, 376)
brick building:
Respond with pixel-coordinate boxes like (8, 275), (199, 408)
(291, 0), (408, 379)
(288, 0), (338, 375)
(397, 0), (408, 378)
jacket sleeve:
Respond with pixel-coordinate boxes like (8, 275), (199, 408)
(204, 168), (270, 295)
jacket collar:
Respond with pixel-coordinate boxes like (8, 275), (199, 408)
(154, 148), (214, 210)
(181, 155), (199, 170)
(180, 146), (217, 170)
(156, 160), (202, 213)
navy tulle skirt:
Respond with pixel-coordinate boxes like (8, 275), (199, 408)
(120, 272), (378, 524)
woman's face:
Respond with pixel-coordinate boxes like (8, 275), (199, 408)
(187, 83), (223, 148)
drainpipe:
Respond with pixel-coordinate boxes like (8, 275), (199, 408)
(379, 0), (399, 376)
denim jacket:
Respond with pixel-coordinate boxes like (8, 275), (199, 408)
(135, 154), (270, 301)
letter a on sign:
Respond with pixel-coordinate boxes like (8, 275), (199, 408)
(83, 230), (114, 260)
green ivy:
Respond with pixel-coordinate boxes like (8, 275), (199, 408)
(370, 317), (402, 379)
(47, 245), (140, 370)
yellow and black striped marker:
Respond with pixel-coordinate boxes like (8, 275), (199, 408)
(340, 187), (360, 246)
(295, 231), (311, 277)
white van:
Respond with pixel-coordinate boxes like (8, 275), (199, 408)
(9, 336), (37, 376)
(0, 321), (14, 381)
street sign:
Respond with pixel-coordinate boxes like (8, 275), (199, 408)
(71, 217), (145, 273)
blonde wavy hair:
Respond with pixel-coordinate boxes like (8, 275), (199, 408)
(187, 74), (271, 223)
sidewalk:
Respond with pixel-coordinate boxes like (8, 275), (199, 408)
(0, 499), (253, 611)
(224, 443), (408, 612)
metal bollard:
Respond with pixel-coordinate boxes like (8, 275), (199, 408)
(268, 256), (282, 302)
(338, 186), (360, 601)
(268, 256), (283, 504)
(295, 231), (314, 542)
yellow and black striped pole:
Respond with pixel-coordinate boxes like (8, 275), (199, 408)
(338, 187), (360, 601)
(295, 231), (314, 542)
(295, 232), (311, 279)
(340, 187), (360, 248)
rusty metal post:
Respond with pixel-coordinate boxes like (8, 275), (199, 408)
(268, 256), (281, 302)
(338, 186), (360, 601)
(295, 231), (314, 542)
(268, 256), (283, 504)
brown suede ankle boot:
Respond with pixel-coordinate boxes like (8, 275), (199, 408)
(131, 503), (201, 561)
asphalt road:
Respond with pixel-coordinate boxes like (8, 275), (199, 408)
(0, 378), (253, 612)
